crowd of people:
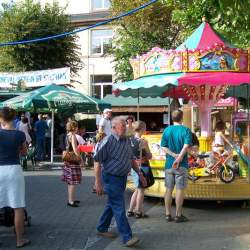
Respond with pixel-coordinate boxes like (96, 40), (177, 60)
(0, 106), (234, 248)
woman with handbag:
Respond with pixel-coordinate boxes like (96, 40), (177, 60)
(127, 121), (152, 218)
(62, 120), (84, 207)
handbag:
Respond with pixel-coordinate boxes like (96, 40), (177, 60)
(139, 165), (155, 188)
(62, 135), (81, 163)
(138, 139), (155, 188)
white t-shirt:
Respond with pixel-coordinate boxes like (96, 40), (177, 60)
(99, 117), (112, 136)
(75, 134), (85, 145)
(18, 122), (32, 144)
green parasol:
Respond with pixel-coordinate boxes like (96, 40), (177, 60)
(0, 84), (111, 164)
(0, 84), (110, 113)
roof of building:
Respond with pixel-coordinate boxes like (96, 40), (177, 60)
(70, 11), (111, 26)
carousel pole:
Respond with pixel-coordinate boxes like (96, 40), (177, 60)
(137, 89), (140, 121)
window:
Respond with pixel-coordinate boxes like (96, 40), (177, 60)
(91, 74), (112, 99)
(91, 29), (113, 55)
(92, 0), (111, 11)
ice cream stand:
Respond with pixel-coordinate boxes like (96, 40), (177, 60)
(113, 18), (250, 200)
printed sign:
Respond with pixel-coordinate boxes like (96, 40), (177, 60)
(0, 67), (70, 88)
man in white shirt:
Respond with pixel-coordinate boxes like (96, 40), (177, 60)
(98, 109), (112, 136)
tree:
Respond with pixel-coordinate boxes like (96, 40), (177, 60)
(170, 0), (250, 48)
(0, 0), (82, 75)
(110, 0), (181, 82)
(110, 0), (250, 82)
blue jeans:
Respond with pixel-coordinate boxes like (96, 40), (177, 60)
(36, 137), (45, 161)
(97, 171), (132, 243)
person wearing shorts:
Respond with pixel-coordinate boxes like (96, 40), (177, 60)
(161, 110), (192, 223)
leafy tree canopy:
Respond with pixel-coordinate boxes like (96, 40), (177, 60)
(0, 0), (82, 75)
(111, 0), (250, 82)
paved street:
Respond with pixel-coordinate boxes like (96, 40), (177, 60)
(1, 169), (250, 250)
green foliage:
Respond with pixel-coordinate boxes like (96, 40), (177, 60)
(170, 0), (250, 48)
(110, 0), (181, 82)
(110, 0), (250, 82)
(0, 0), (82, 74)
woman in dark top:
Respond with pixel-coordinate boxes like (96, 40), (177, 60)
(62, 120), (84, 207)
(0, 107), (30, 248)
(127, 121), (152, 218)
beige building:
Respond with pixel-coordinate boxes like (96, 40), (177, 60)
(39, 0), (115, 98)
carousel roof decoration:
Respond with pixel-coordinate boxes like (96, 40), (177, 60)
(129, 17), (248, 80)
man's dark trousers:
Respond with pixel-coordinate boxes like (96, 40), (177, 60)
(97, 171), (132, 243)
(36, 137), (46, 161)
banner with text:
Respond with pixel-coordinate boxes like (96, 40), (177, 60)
(0, 67), (70, 88)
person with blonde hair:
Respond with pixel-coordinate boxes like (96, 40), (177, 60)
(62, 120), (84, 207)
(0, 107), (31, 248)
(127, 121), (152, 218)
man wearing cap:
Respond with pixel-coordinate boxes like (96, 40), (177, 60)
(98, 109), (112, 137)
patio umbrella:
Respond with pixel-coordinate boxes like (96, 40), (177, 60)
(0, 84), (111, 164)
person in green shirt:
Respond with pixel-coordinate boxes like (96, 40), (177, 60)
(161, 110), (192, 223)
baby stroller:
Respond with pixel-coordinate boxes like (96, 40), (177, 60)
(20, 144), (36, 170)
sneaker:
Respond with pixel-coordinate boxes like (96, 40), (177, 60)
(165, 214), (173, 222)
(97, 231), (117, 238)
(125, 237), (140, 247)
(174, 215), (189, 223)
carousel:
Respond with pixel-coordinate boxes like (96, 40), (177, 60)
(114, 18), (250, 200)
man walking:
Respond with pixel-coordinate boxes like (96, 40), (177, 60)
(161, 110), (192, 222)
(94, 116), (146, 247)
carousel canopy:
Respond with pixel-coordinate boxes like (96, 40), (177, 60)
(176, 20), (235, 51)
(113, 73), (181, 98)
(113, 19), (250, 99)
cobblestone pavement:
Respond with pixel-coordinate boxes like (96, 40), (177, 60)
(1, 169), (250, 250)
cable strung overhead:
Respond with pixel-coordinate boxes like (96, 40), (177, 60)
(0, 0), (158, 47)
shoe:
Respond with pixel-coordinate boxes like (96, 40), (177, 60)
(127, 211), (134, 217)
(16, 239), (31, 248)
(67, 202), (79, 207)
(74, 200), (80, 204)
(97, 231), (117, 238)
(135, 212), (148, 219)
(125, 237), (140, 247)
(174, 215), (189, 223)
(165, 214), (173, 222)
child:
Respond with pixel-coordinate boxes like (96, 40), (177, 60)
(212, 121), (233, 155)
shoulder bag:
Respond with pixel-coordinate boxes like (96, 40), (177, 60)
(138, 139), (155, 188)
(62, 135), (81, 164)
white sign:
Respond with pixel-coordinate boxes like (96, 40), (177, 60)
(163, 113), (169, 124)
(0, 67), (70, 88)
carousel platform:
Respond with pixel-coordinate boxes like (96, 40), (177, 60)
(127, 177), (250, 200)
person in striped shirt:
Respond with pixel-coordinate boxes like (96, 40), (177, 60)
(94, 116), (146, 247)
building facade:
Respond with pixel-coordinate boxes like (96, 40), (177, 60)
(40, 0), (115, 98)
